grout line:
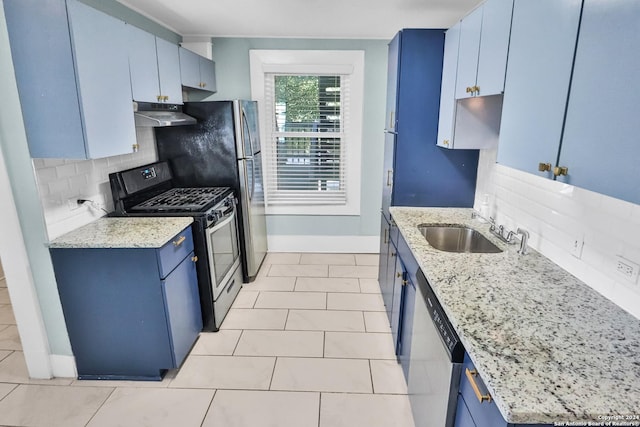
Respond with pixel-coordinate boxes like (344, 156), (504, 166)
(199, 389), (217, 427)
(317, 391), (323, 427)
(368, 359), (375, 393)
(0, 382), (18, 403)
(283, 309), (291, 331)
(267, 356), (278, 390)
(322, 331), (326, 358)
(82, 385), (117, 426)
(362, 311), (368, 332)
(231, 330), (244, 356)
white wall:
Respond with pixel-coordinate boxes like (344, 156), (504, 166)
(475, 148), (640, 319)
(32, 128), (157, 240)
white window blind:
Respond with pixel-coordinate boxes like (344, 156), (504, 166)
(263, 74), (350, 206)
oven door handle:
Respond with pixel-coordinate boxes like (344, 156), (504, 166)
(208, 210), (235, 234)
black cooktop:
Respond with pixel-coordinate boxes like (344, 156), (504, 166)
(130, 187), (231, 213)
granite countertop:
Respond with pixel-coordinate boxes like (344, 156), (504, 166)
(49, 217), (194, 249)
(390, 206), (640, 424)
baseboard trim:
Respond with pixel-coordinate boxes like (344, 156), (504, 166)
(267, 235), (380, 253)
(50, 354), (77, 378)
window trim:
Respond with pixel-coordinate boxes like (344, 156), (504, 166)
(250, 50), (364, 216)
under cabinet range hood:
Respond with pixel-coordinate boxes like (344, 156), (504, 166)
(133, 102), (197, 127)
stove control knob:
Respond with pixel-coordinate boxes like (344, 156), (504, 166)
(207, 212), (219, 223)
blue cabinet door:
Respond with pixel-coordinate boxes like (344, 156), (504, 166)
(66, 0), (136, 159)
(385, 33), (400, 132)
(455, 0), (513, 99)
(455, 396), (478, 427)
(199, 57), (217, 93)
(475, 0), (514, 97)
(558, 0), (640, 205)
(127, 24), (160, 103)
(497, 0), (582, 176)
(460, 353), (508, 427)
(455, 6), (482, 99)
(437, 22), (461, 149)
(179, 47), (202, 89)
(378, 215), (394, 322)
(3, 0), (86, 158)
(162, 254), (202, 367)
(156, 37), (183, 104)
(381, 132), (395, 218)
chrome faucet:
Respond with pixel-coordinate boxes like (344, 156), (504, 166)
(516, 228), (529, 255)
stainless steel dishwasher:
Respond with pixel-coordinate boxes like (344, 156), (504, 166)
(408, 269), (465, 427)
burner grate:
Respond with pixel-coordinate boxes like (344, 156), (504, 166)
(131, 187), (230, 212)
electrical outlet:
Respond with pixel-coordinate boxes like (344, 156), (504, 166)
(615, 256), (640, 284)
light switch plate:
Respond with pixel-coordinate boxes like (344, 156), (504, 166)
(571, 236), (584, 259)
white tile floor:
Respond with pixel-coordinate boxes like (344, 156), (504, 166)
(0, 253), (415, 427)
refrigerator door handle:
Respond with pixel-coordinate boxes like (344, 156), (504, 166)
(246, 157), (255, 200)
(242, 105), (261, 156)
(241, 107), (254, 158)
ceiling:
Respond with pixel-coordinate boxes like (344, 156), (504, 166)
(116, 0), (482, 40)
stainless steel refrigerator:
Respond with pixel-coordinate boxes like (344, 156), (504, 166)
(154, 100), (268, 282)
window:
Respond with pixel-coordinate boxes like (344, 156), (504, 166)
(250, 50), (364, 215)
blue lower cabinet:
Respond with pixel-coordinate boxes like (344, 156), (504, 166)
(458, 353), (507, 427)
(161, 253), (202, 368)
(378, 214), (396, 323)
(456, 395), (478, 427)
(50, 228), (202, 380)
(457, 354), (553, 427)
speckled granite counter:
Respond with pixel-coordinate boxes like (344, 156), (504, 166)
(390, 207), (640, 424)
(49, 217), (193, 248)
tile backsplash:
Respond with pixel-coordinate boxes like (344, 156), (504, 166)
(475, 148), (640, 319)
(32, 128), (158, 240)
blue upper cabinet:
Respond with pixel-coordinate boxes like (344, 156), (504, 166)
(128, 24), (161, 103)
(179, 47), (201, 89)
(179, 47), (217, 93)
(475, 0), (514, 97)
(128, 25), (183, 104)
(455, 0), (514, 99)
(387, 29), (479, 209)
(385, 34), (401, 133)
(65, 0), (137, 159)
(437, 23), (461, 149)
(558, 0), (640, 205)
(497, 0), (583, 176)
(198, 57), (217, 93)
(455, 6), (482, 99)
(4, 0), (137, 159)
(155, 38), (183, 104)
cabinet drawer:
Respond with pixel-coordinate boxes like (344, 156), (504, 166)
(459, 354), (507, 427)
(157, 226), (194, 279)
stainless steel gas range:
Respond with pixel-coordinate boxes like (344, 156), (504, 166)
(109, 161), (242, 331)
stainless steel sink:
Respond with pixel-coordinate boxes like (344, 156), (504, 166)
(418, 224), (502, 253)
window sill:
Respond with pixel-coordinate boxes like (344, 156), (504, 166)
(265, 204), (360, 216)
